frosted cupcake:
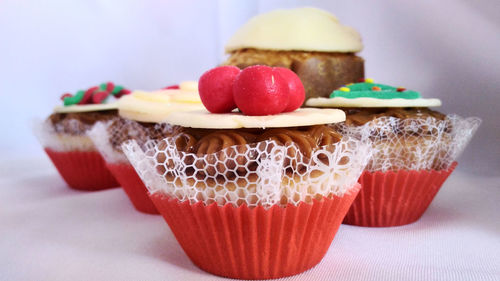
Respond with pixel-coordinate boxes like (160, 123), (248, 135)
(35, 82), (130, 191)
(88, 81), (205, 214)
(122, 66), (371, 279)
(306, 80), (481, 226)
(224, 7), (364, 102)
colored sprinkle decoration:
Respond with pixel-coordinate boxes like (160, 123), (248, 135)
(357, 78), (374, 83)
(330, 80), (421, 100)
(164, 85), (180, 90)
(61, 82), (131, 106)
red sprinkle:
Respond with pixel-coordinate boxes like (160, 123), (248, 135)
(119, 89), (131, 97)
(358, 78), (365, 82)
(372, 86), (381, 91)
(60, 93), (72, 101)
(165, 85), (180, 89)
(115, 89), (131, 98)
(92, 91), (110, 104)
(397, 87), (406, 92)
(79, 86), (99, 104)
(105, 82), (114, 92)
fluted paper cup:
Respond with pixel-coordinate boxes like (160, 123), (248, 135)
(344, 163), (457, 227)
(44, 148), (119, 191)
(106, 163), (158, 214)
(150, 184), (360, 280)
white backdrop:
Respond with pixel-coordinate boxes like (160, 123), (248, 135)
(0, 0), (499, 176)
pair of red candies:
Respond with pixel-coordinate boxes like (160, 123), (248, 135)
(198, 65), (305, 116)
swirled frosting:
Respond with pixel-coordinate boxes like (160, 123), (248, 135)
(158, 125), (342, 177)
(171, 125), (341, 157)
(194, 131), (256, 156)
(344, 107), (446, 126)
(48, 110), (118, 135)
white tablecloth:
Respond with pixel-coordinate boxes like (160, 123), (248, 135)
(1, 156), (499, 281)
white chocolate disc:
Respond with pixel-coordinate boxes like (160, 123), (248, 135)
(54, 103), (118, 113)
(306, 97), (442, 108)
(168, 90), (202, 103)
(225, 7), (363, 53)
(118, 89), (204, 123)
(164, 108), (346, 129)
(179, 81), (198, 92)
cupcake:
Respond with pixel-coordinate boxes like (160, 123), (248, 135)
(224, 7), (364, 102)
(35, 82), (130, 191)
(306, 80), (481, 227)
(88, 81), (205, 214)
(122, 66), (371, 279)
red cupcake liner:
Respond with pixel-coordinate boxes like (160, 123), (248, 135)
(343, 162), (458, 227)
(44, 148), (119, 191)
(106, 163), (159, 214)
(150, 184), (360, 280)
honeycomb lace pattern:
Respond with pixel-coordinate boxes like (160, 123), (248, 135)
(88, 119), (174, 164)
(335, 115), (481, 172)
(123, 135), (371, 209)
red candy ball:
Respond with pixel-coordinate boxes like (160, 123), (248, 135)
(199, 66), (241, 113)
(233, 65), (289, 116)
(273, 67), (305, 112)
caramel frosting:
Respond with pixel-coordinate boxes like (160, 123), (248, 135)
(256, 129), (317, 157)
(225, 7), (363, 53)
(343, 107), (446, 126)
(48, 110), (118, 135)
(106, 118), (177, 152)
(194, 131), (255, 156)
(224, 49), (360, 68)
(158, 124), (342, 177)
(171, 125), (341, 156)
(307, 125), (344, 147)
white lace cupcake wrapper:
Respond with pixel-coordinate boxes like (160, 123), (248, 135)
(33, 119), (96, 151)
(334, 114), (481, 172)
(123, 135), (372, 209)
(87, 119), (175, 164)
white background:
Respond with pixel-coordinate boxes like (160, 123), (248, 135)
(0, 1), (499, 280)
(0, 0), (499, 176)
(0, 0), (500, 174)
(1, 159), (499, 280)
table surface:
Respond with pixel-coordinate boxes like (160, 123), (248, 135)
(1, 156), (499, 281)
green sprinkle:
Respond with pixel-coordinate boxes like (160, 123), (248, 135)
(111, 85), (123, 95)
(63, 90), (85, 106)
